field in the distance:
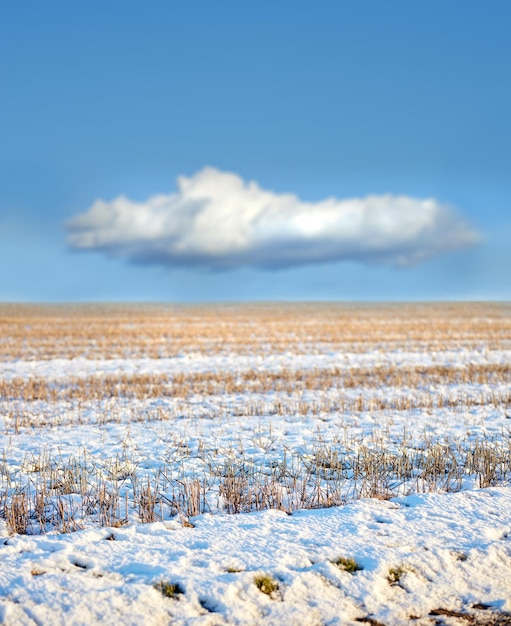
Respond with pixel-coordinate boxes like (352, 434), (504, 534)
(1, 303), (511, 625)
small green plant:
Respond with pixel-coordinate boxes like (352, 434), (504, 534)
(387, 565), (406, 584)
(225, 565), (244, 573)
(254, 573), (279, 596)
(154, 580), (184, 598)
(331, 557), (363, 573)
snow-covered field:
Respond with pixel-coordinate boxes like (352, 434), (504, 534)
(1, 304), (510, 625)
(2, 489), (510, 626)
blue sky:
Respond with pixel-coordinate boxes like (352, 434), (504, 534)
(1, 0), (510, 301)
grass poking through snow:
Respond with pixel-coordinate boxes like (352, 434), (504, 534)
(254, 574), (279, 596)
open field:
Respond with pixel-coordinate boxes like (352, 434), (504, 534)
(1, 303), (511, 625)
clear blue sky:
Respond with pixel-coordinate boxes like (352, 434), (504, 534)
(1, 0), (510, 301)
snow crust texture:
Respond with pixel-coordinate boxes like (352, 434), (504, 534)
(1, 489), (510, 625)
(1, 304), (510, 624)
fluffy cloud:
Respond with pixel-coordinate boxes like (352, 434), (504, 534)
(67, 167), (479, 270)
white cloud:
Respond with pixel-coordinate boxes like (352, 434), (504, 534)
(67, 167), (480, 270)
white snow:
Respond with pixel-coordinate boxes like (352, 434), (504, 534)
(1, 489), (510, 625)
(2, 347), (511, 381)
(1, 344), (511, 624)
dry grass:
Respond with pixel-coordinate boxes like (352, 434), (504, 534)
(1, 302), (510, 361)
(1, 361), (510, 433)
(0, 434), (509, 534)
(1, 362), (510, 402)
(1, 303), (510, 535)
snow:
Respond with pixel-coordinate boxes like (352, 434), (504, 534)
(1, 343), (511, 624)
(1, 489), (510, 625)
(2, 347), (511, 381)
